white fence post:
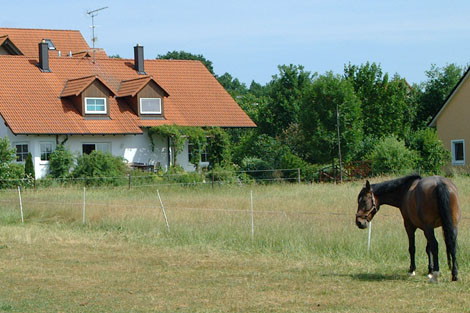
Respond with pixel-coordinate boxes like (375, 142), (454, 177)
(82, 187), (86, 224)
(157, 190), (170, 233)
(250, 190), (254, 240)
(17, 186), (24, 224)
(367, 221), (372, 252)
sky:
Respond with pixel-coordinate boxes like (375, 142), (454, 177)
(2, 0), (470, 86)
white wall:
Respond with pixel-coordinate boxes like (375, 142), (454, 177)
(0, 116), (196, 178)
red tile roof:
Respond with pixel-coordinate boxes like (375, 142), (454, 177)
(0, 55), (256, 135)
(0, 35), (8, 46)
(0, 28), (107, 58)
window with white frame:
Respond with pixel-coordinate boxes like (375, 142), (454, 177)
(40, 142), (54, 161)
(82, 143), (111, 155)
(85, 97), (107, 114)
(140, 98), (162, 114)
(451, 139), (465, 165)
(15, 143), (29, 162)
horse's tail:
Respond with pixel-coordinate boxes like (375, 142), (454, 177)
(435, 181), (457, 270)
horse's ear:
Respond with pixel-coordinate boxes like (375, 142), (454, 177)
(365, 180), (371, 191)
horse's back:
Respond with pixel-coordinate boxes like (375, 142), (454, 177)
(405, 176), (460, 229)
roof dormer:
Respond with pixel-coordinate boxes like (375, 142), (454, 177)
(0, 35), (23, 55)
(117, 76), (169, 118)
(61, 75), (116, 117)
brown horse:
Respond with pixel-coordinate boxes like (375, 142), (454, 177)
(355, 175), (461, 282)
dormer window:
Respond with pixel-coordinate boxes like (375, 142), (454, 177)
(61, 76), (115, 117)
(140, 98), (161, 114)
(43, 39), (56, 50)
(85, 97), (107, 114)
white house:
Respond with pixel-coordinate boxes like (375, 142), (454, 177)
(0, 28), (255, 178)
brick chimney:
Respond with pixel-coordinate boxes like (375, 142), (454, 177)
(134, 44), (146, 75)
(38, 40), (51, 72)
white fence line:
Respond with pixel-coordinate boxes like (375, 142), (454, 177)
(0, 186), (398, 253)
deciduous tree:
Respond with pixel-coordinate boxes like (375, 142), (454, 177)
(300, 72), (363, 163)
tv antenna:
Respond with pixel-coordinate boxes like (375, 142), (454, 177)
(87, 6), (108, 62)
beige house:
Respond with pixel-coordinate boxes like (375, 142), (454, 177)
(429, 68), (470, 166)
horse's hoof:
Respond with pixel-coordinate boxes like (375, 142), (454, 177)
(408, 271), (416, 277)
(427, 273), (433, 279)
(452, 276), (458, 282)
(429, 271), (440, 283)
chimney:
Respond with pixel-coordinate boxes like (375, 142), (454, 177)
(134, 44), (146, 75)
(38, 40), (51, 72)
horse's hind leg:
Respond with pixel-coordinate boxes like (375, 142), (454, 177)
(405, 221), (417, 276)
(426, 243), (433, 276)
(424, 228), (440, 282)
(450, 228), (458, 281)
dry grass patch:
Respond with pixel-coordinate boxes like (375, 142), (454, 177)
(1, 179), (470, 312)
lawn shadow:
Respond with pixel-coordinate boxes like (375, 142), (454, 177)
(350, 272), (409, 282)
(322, 272), (410, 282)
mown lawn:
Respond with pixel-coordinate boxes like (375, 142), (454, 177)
(1, 177), (470, 312)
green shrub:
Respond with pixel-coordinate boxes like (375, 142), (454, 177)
(24, 153), (35, 179)
(240, 157), (272, 182)
(48, 145), (74, 178)
(207, 164), (246, 185)
(367, 136), (418, 175)
(408, 128), (450, 175)
(0, 137), (25, 189)
(128, 170), (164, 186)
(163, 165), (205, 185)
(72, 151), (128, 186)
(279, 152), (317, 182)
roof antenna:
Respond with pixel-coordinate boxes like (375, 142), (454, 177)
(87, 6), (108, 63)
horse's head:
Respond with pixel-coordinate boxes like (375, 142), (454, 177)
(355, 180), (379, 229)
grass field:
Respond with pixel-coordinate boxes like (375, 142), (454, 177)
(1, 176), (470, 312)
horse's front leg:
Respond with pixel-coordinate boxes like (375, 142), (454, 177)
(405, 221), (417, 276)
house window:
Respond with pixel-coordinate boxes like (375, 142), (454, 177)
(15, 143), (29, 162)
(140, 98), (161, 114)
(40, 143), (54, 161)
(82, 143), (111, 155)
(85, 97), (107, 114)
(451, 139), (465, 165)
(188, 142), (209, 164)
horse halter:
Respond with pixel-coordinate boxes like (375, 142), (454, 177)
(356, 192), (379, 222)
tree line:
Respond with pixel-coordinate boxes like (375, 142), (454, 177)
(157, 51), (466, 177)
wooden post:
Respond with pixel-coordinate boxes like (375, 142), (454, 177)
(211, 172), (215, 188)
(18, 186), (24, 224)
(128, 174), (131, 190)
(297, 168), (301, 183)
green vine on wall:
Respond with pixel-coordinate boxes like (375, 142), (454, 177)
(148, 125), (209, 168)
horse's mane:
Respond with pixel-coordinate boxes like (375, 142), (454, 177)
(371, 174), (421, 196)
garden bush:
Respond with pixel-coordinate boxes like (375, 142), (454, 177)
(48, 145), (74, 178)
(0, 137), (25, 189)
(407, 128), (450, 175)
(163, 165), (205, 185)
(72, 151), (128, 186)
(367, 136), (418, 175)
